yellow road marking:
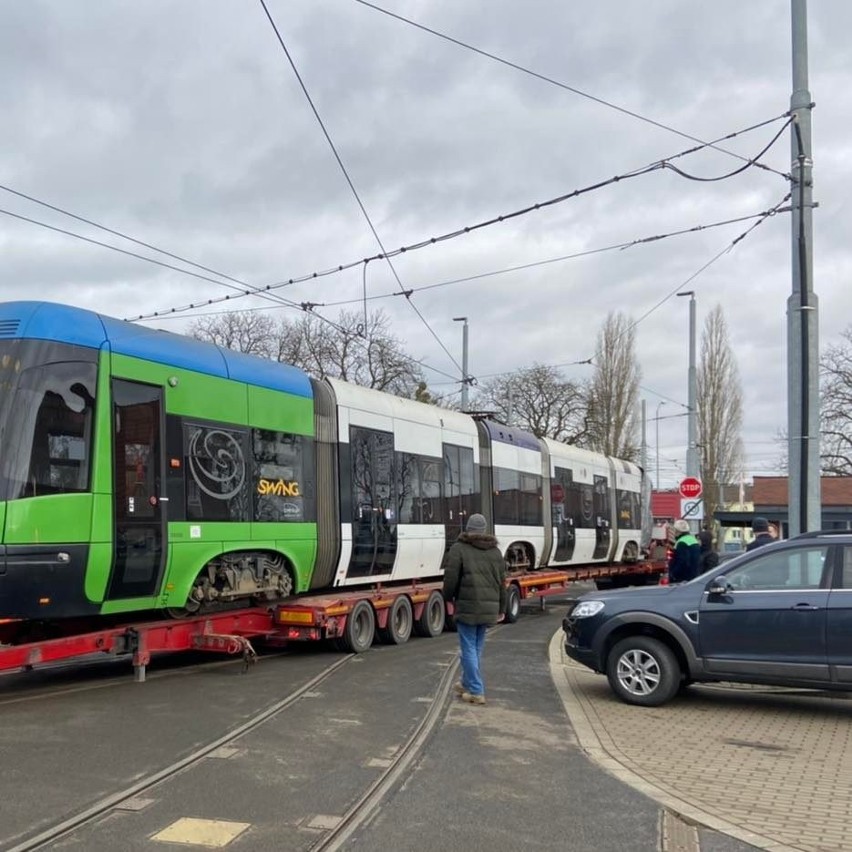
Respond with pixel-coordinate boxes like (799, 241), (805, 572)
(152, 817), (250, 848)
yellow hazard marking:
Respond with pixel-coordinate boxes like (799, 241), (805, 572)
(152, 817), (251, 848)
(278, 610), (314, 624)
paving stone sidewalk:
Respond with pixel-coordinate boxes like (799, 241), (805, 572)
(549, 631), (852, 852)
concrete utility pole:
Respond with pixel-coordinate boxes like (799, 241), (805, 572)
(453, 316), (470, 411)
(788, 0), (820, 535)
(655, 401), (667, 489)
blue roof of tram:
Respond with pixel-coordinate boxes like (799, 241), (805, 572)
(481, 419), (540, 451)
(0, 301), (313, 398)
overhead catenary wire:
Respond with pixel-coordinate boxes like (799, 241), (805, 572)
(352, 0), (791, 181)
(0, 194), (360, 339)
(470, 190), (792, 385)
(156, 204), (785, 323)
(257, 0), (463, 376)
(133, 113), (792, 322)
(0, 204), (463, 383)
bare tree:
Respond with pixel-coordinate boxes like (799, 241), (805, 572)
(696, 304), (744, 521)
(275, 309), (425, 396)
(190, 308), (425, 398)
(820, 327), (852, 475)
(475, 363), (588, 442)
(585, 312), (641, 460)
(189, 310), (276, 357)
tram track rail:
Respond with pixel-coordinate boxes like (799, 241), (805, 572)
(5, 649), (462, 852)
(309, 655), (459, 852)
(0, 651), (279, 708)
(4, 655), (354, 852)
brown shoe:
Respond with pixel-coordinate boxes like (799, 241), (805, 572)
(461, 691), (486, 705)
(453, 682), (465, 696)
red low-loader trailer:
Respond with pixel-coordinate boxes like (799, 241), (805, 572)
(0, 560), (666, 680)
(275, 559), (667, 649)
(0, 610), (277, 682)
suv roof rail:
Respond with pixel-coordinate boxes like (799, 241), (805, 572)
(789, 529), (852, 540)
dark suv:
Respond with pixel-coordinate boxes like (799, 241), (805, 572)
(562, 531), (852, 706)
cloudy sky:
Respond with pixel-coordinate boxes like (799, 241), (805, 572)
(2, 1), (850, 488)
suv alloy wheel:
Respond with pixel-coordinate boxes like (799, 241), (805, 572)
(605, 636), (682, 707)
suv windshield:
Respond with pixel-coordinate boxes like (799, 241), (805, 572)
(0, 340), (98, 501)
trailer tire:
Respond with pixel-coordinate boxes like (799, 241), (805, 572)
(504, 585), (521, 624)
(336, 601), (376, 653)
(378, 595), (413, 645)
(413, 590), (446, 638)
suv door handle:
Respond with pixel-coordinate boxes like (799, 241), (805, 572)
(790, 603), (820, 611)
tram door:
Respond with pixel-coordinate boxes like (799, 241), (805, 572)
(592, 474), (611, 560)
(346, 426), (398, 578)
(107, 380), (168, 600)
(552, 467), (576, 562)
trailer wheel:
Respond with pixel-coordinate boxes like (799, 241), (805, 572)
(378, 595), (413, 645)
(336, 601), (376, 653)
(504, 585), (521, 623)
(413, 590), (446, 638)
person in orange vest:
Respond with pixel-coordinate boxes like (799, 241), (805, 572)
(669, 519), (700, 582)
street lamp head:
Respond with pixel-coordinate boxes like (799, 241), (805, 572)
(453, 316), (468, 322)
(676, 291), (695, 298)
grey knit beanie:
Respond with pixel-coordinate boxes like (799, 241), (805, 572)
(466, 513), (487, 533)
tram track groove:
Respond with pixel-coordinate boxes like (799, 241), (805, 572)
(4, 655), (353, 852)
(309, 656), (461, 852)
(0, 652), (286, 708)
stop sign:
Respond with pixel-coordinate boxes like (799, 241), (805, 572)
(679, 477), (703, 499)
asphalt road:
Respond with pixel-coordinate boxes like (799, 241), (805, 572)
(0, 596), (759, 851)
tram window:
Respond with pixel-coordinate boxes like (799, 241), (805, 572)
(253, 430), (314, 523)
(421, 459), (443, 523)
(184, 424), (249, 521)
(617, 489), (641, 529)
(396, 454), (444, 524)
(397, 453), (421, 523)
(5, 361), (96, 499)
(493, 467), (520, 525)
(520, 473), (542, 525)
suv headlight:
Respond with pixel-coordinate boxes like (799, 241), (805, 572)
(571, 600), (605, 618)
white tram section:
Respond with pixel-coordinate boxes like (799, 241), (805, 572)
(483, 422), (547, 569)
(542, 440), (642, 567)
(327, 378), (478, 588)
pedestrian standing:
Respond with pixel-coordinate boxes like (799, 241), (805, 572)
(442, 513), (507, 706)
(746, 517), (775, 551)
(698, 528), (719, 573)
(668, 519), (701, 583)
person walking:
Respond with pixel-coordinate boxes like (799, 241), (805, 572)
(746, 517), (775, 551)
(668, 519), (701, 583)
(442, 513), (507, 706)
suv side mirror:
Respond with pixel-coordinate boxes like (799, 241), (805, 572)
(707, 576), (729, 595)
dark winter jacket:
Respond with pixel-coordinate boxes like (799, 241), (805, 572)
(698, 530), (719, 572)
(669, 532), (701, 583)
(700, 545), (719, 573)
(442, 532), (507, 625)
(746, 533), (775, 552)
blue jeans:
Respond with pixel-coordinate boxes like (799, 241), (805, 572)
(456, 622), (488, 696)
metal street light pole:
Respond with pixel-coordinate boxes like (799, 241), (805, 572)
(655, 401), (666, 489)
(453, 316), (469, 411)
(677, 291), (699, 479)
(788, 0), (820, 535)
